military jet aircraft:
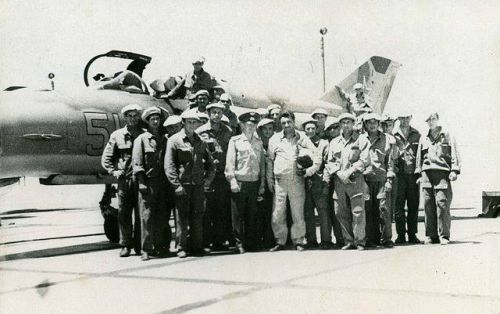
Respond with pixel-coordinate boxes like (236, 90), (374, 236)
(0, 50), (400, 242)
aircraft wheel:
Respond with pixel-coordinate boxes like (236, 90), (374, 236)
(103, 215), (119, 243)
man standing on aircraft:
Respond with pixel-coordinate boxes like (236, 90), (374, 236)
(101, 104), (144, 257)
(165, 110), (215, 258)
(302, 118), (335, 249)
(267, 104), (282, 132)
(256, 118), (276, 248)
(415, 113), (460, 245)
(267, 111), (320, 252)
(393, 112), (422, 244)
(196, 102), (234, 252)
(132, 107), (170, 261)
(225, 112), (265, 253)
(166, 57), (214, 99)
(361, 113), (396, 248)
(324, 113), (369, 250)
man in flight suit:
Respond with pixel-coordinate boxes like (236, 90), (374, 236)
(132, 107), (170, 261)
(101, 104), (144, 257)
(415, 113), (460, 245)
(324, 113), (370, 250)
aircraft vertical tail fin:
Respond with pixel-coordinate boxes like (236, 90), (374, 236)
(320, 56), (401, 114)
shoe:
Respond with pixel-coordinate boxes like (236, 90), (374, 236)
(408, 235), (422, 244)
(119, 247), (131, 257)
(141, 252), (150, 261)
(440, 237), (450, 245)
(395, 235), (406, 244)
(203, 247), (212, 254)
(341, 243), (356, 250)
(365, 241), (376, 248)
(356, 245), (365, 251)
(382, 240), (394, 248)
(424, 237), (433, 245)
(319, 242), (335, 250)
(306, 241), (319, 249)
(335, 242), (345, 249)
(177, 250), (187, 258)
(237, 245), (246, 254)
(269, 244), (284, 252)
(295, 244), (305, 252)
(134, 246), (141, 256)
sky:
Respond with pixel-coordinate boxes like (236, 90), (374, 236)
(0, 0), (499, 207)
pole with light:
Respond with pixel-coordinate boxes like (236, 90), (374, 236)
(319, 27), (328, 93)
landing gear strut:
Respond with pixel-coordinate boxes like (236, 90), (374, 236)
(100, 184), (119, 243)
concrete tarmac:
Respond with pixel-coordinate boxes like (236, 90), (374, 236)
(0, 180), (499, 314)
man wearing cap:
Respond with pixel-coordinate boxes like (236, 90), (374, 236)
(311, 108), (329, 139)
(212, 85), (225, 102)
(380, 114), (398, 222)
(256, 118), (276, 248)
(324, 112), (369, 250)
(165, 110), (215, 257)
(267, 111), (320, 251)
(166, 57), (213, 98)
(393, 112), (422, 244)
(415, 113), (460, 245)
(196, 102), (234, 251)
(220, 93), (239, 135)
(225, 112), (265, 253)
(267, 104), (282, 132)
(302, 118), (335, 249)
(192, 90), (210, 112)
(132, 107), (170, 261)
(324, 118), (341, 141)
(102, 104), (144, 257)
(361, 113), (396, 248)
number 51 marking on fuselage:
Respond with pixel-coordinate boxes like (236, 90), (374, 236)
(84, 112), (122, 156)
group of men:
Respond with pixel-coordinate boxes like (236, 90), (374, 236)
(101, 58), (461, 261)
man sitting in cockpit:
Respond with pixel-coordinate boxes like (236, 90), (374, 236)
(96, 60), (147, 93)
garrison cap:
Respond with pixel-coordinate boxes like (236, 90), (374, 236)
(219, 93), (232, 101)
(363, 113), (381, 122)
(338, 112), (356, 122)
(311, 108), (328, 118)
(141, 107), (162, 122)
(325, 117), (340, 130)
(192, 56), (205, 64)
(353, 83), (363, 90)
(257, 118), (274, 129)
(121, 104), (143, 115)
(194, 89), (210, 98)
(206, 102), (225, 111)
(396, 109), (412, 118)
(180, 108), (201, 121)
(381, 114), (394, 122)
(256, 108), (268, 117)
(188, 93), (197, 102)
(238, 111), (260, 124)
(267, 104), (281, 112)
(213, 84), (225, 91)
(198, 111), (209, 121)
(302, 118), (318, 129)
(425, 112), (439, 122)
(163, 115), (182, 127)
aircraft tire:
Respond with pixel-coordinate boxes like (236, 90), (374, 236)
(103, 215), (120, 243)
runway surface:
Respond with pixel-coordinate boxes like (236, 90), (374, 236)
(0, 179), (499, 314)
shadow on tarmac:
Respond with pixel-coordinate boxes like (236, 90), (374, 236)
(0, 241), (119, 262)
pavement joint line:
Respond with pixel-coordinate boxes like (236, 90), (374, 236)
(0, 229), (496, 303)
(0, 233), (105, 246)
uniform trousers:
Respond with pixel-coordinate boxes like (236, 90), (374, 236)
(365, 180), (392, 245)
(333, 178), (366, 246)
(231, 181), (260, 249)
(117, 178), (140, 250)
(175, 185), (205, 251)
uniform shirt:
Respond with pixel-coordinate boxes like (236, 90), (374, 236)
(101, 126), (144, 178)
(267, 130), (320, 180)
(196, 122), (232, 174)
(164, 129), (215, 189)
(309, 137), (329, 183)
(223, 109), (240, 135)
(324, 131), (370, 183)
(132, 132), (167, 179)
(415, 126), (461, 175)
(360, 131), (395, 182)
(393, 126), (421, 175)
(225, 133), (265, 183)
